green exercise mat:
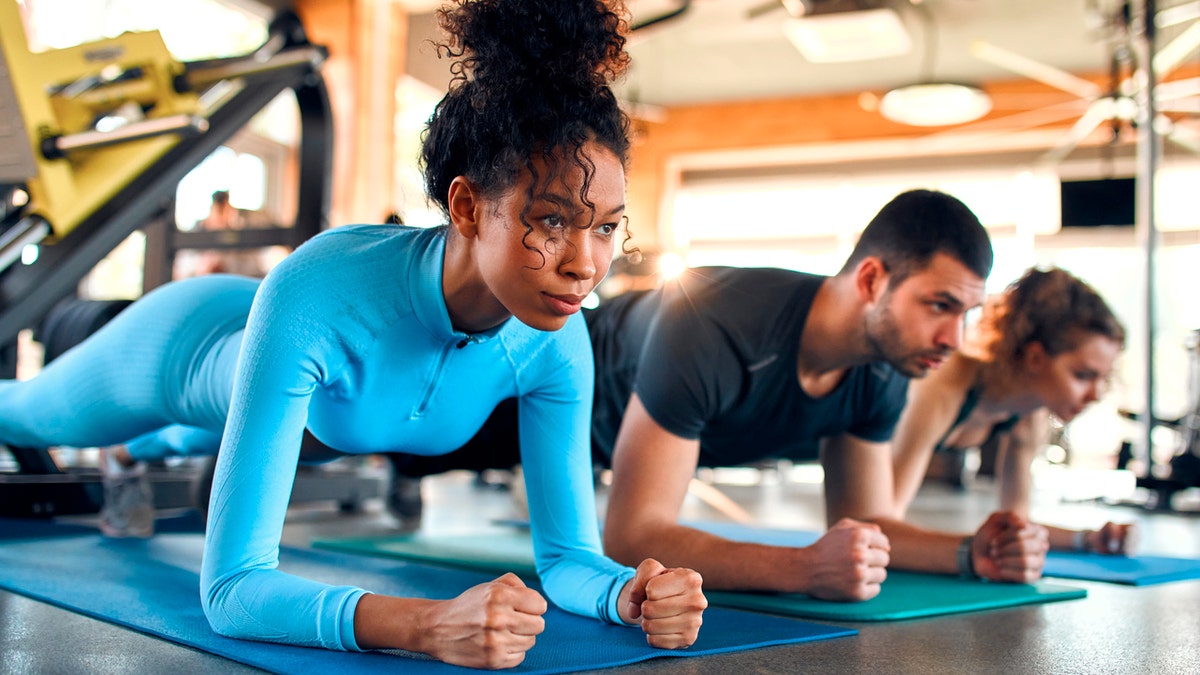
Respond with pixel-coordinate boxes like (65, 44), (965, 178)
(316, 531), (542, 576)
(705, 571), (1086, 621)
(314, 530), (1088, 622)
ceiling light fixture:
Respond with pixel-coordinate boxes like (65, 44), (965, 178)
(872, 3), (993, 127)
(783, 7), (911, 63)
(878, 82), (993, 126)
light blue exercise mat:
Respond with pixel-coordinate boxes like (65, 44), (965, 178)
(315, 524), (1087, 622)
(686, 520), (1200, 587)
(0, 518), (856, 674)
(1043, 550), (1200, 585)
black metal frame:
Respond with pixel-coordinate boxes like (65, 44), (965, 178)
(0, 45), (332, 349)
(0, 15), (339, 513)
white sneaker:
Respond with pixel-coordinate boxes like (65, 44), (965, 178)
(98, 447), (155, 538)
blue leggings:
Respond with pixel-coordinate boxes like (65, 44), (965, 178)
(0, 275), (255, 456)
(126, 425), (223, 461)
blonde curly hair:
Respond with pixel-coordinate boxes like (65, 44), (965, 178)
(967, 267), (1125, 364)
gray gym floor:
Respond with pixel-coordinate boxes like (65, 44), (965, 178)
(2, 462), (1198, 674)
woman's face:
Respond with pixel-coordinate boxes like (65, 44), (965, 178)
(474, 141), (625, 332)
(1027, 333), (1122, 422)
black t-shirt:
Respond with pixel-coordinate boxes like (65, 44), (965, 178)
(934, 386), (1020, 453)
(587, 267), (910, 468)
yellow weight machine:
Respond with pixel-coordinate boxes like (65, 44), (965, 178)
(0, 1), (331, 355)
(0, 3), (385, 518)
(0, 0), (206, 264)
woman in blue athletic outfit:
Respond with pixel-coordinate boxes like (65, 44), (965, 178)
(0, 0), (706, 667)
(891, 266), (1133, 569)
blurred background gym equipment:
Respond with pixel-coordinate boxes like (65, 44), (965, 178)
(0, 3), (383, 519)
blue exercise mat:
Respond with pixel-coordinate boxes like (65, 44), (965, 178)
(0, 520), (856, 674)
(684, 520), (820, 546)
(686, 520), (1200, 587)
(1043, 551), (1200, 585)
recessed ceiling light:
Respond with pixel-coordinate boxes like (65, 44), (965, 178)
(782, 8), (911, 63)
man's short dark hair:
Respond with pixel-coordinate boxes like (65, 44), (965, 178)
(839, 189), (993, 285)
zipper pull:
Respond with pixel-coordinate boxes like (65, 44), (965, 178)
(456, 335), (474, 349)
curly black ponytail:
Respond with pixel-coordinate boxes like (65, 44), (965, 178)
(420, 0), (632, 219)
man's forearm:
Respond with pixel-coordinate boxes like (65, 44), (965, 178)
(606, 521), (812, 593)
(872, 517), (969, 576)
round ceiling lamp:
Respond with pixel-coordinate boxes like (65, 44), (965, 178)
(878, 82), (993, 127)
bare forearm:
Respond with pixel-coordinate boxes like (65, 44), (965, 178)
(997, 414), (1047, 516)
(606, 522), (809, 593)
(1045, 524), (1080, 551)
(353, 593), (433, 652)
(353, 577), (550, 669)
(878, 511), (1050, 583)
(872, 517), (967, 576)
(996, 437), (1034, 516)
(1046, 522), (1138, 554)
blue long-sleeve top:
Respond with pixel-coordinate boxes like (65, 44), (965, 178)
(0, 223), (634, 650)
(201, 224), (635, 648)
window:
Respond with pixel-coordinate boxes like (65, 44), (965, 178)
(22, 0), (269, 59)
(662, 141), (1200, 465)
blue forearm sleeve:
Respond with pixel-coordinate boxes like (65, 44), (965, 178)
(518, 320), (636, 624)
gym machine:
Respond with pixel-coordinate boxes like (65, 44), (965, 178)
(1117, 329), (1200, 511)
(0, 2), (382, 518)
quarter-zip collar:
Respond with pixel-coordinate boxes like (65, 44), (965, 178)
(407, 225), (505, 349)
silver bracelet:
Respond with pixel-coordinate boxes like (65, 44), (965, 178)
(1073, 530), (1094, 552)
(957, 536), (978, 578)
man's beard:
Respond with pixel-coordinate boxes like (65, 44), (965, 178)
(863, 298), (947, 378)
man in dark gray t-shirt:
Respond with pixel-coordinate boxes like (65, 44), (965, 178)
(588, 267), (909, 470)
(596, 189), (1051, 601)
